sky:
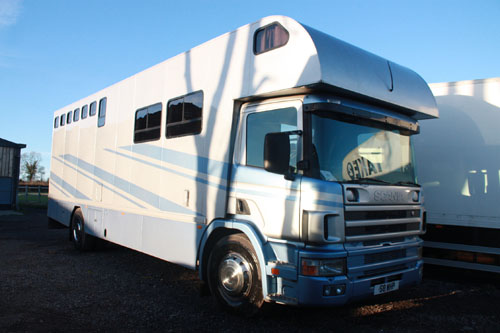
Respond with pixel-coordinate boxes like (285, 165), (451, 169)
(1, 0), (499, 176)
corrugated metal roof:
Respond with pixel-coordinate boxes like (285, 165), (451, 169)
(0, 138), (26, 149)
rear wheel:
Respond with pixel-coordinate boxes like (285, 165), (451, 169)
(70, 208), (95, 251)
(207, 233), (263, 315)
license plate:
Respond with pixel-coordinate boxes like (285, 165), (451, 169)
(373, 280), (400, 295)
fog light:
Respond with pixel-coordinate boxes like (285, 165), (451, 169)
(323, 284), (346, 296)
(335, 285), (346, 295)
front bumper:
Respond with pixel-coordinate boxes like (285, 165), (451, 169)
(296, 260), (423, 306)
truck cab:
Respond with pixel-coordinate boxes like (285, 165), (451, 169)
(220, 93), (424, 306)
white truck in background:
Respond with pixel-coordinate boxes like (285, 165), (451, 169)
(415, 77), (500, 273)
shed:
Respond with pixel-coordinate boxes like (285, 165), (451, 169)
(0, 138), (26, 209)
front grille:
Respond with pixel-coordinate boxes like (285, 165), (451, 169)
(365, 249), (406, 264)
(345, 205), (422, 242)
(344, 203), (422, 281)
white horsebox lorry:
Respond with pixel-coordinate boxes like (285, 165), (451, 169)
(415, 78), (500, 273)
(48, 16), (438, 313)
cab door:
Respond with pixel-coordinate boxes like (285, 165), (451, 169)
(229, 99), (303, 240)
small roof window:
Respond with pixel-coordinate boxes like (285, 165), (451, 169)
(254, 22), (289, 55)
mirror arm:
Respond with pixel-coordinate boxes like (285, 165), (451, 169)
(284, 130), (302, 181)
(284, 166), (296, 181)
(286, 130), (303, 136)
(297, 160), (309, 171)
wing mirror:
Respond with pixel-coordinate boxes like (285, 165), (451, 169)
(264, 130), (302, 180)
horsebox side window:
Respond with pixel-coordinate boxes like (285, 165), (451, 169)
(67, 111), (72, 124)
(89, 101), (97, 116)
(134, 103), (162, 143)
(54, 116), (59, 128)
(81, 105), (88, 119)
(98, 97), (107, 127)
(253, 22), (289, 55)
(73, 108), (80, 122)
(166, 91), (203, 138)
(60, 114), (65, 126)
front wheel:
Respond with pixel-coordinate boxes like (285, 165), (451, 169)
(207, 233), (264, 315)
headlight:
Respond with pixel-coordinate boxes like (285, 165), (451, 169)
(301, 258), (346, 276)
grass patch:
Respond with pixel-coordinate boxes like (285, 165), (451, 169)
(17, 193), (48, 209)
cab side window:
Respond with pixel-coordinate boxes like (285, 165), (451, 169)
(246, 107), (298, 168)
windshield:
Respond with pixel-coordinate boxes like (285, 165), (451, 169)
(311, 112), (417, 185)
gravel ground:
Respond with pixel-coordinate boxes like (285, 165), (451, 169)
(1, 208), (499, 332)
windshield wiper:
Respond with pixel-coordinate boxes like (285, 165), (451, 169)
(342, 178), (391, 185)
(394, 181), (421, 187)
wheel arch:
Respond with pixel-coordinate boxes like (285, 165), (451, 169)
(198, 220), (270, 298)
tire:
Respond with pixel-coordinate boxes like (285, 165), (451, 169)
(70, 208), (95, 251)
(207, 233), (264, 315)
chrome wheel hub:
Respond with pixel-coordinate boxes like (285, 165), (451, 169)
(218, 252), (251, 297)
(73, 219), (82, 242)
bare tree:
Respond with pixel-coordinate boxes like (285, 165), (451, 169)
(39, 166), (46, 182)
(21, 152), (44, 182)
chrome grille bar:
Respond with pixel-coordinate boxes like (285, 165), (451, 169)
(346, 230), (421, 242)
(346, 217), (421, 227)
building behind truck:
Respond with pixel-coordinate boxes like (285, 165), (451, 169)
(0, 138), (26, 210)
(415, 77), (500, 273)
(48, 15), (437, 313)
